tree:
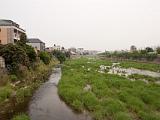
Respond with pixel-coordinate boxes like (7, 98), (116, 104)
(0, 44), (29, 73)
(39, 51), (51, 65)
(52, 50), (66, 63)
(145, 47), (154, 53)
(140, 49), (147, 54)
(19, 33), (28, 44)
(65, 51), (71, 58)
(17, 33), (37, 63)
(156, 47), (160, 54)
(24, 45), (37, 63)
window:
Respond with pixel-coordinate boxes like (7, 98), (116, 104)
(14, 39), (17, 43)
(14, 29), (17, 33)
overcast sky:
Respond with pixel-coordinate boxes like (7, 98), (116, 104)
(0, 0), (160, 51)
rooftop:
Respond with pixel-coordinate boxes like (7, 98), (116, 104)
(27, 38), (45, 44)
(0, 19), (25, 31)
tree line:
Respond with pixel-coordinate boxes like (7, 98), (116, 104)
(102, 47), (160, 61)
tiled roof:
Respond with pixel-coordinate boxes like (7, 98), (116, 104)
(0, 19), (19, 27)
(27, 38), (45, 43)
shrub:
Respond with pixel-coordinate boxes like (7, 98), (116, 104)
(16, 87), (32, 103)
(114, 112), (131, 120)
(52, 50), (66, 63)
(0, 86), (12, 102)
(16, 33), (37, 63)
(10, 75), (18, 82)
(156, 47), (160, 54)
(39, 51), (51, 64)
(23, 45), (37, 63)
(0, 70), (9, 86)
(12, 113), (30, 120)
(0, 44), (29, 73)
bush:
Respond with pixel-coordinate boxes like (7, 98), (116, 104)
(0, 86), (12, 102)
(39, 51), (51, 64)
(156, 47), (160, 54)
(52, 50), (66, 63)
(23, 45), (37, 63)
(10, 75), (18, 82)
(114, 112), (131, 120)
(0, 44), (29, 73)
(12, 113), (30, 120)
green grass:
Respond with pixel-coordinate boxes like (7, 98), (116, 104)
(128, 74), (160, 82)
(0, 85), (12, 102)
(58, 58), (160, 120)
(12, 113), (30, 120)
(120, 61), (160, 72)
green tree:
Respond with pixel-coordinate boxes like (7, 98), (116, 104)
(0, 44), (29, 72)
(17, 33), (37, 63)
(145, 47), (154, 53)
(39, 51), (51, 64)
(19, 33), (28, 44)
(52, 50), (66, 63)
(156, 47), (160, 54)
(65, 51), (71, 58)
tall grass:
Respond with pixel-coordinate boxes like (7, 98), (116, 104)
(0, 60), (57, 119)
(120, 61), (160, 72)
(58, 58), (160, 120)
(12, 113), (30, 120)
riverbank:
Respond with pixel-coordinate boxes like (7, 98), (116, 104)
(0, 60), (57, 120)
(58, 57), (160, 120)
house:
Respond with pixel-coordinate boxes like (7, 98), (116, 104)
(68, 47), (77, 53)
(53, 44), (61, 51)
(0, 19), (26, 44)
(27, 38), (45, 51)
(130, 45), (137, 52)
(45, 47), (54, 52)
(77, 48), (84, 55)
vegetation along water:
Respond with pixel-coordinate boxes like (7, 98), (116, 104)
(58, 57), (160, 120)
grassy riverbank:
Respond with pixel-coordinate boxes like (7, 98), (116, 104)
(120, 61), (160, 72)
(0, 60), (57, 120)
(58, 58), (160, 120)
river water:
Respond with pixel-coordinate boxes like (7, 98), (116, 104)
(28, 66), (91, 120)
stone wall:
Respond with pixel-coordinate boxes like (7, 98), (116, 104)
(0, 56), (5, 68)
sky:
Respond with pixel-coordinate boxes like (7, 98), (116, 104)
(0, 0), (160, 51)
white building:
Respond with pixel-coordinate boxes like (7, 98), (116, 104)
(77, 48), (84, 55)
(27, 38), (45, 51)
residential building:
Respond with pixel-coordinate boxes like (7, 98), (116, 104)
(68, 47), (77, 53)
(45, 47), (54, 52)
(0, 19), (25, 44)
(77, 48), (84, 55)
(68, 47), (77, 55)
(53, 44), (61, 51)
(130, 45), (137, 52)
(27, 38), (45, 51)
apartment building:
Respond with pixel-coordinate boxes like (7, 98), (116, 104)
(0, 19), (26, 44)
(27, 38), (45, 51)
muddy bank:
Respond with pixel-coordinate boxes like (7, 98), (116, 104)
(28, 67), (91, 120)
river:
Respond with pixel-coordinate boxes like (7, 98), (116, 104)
(28, 66), (91, 120)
